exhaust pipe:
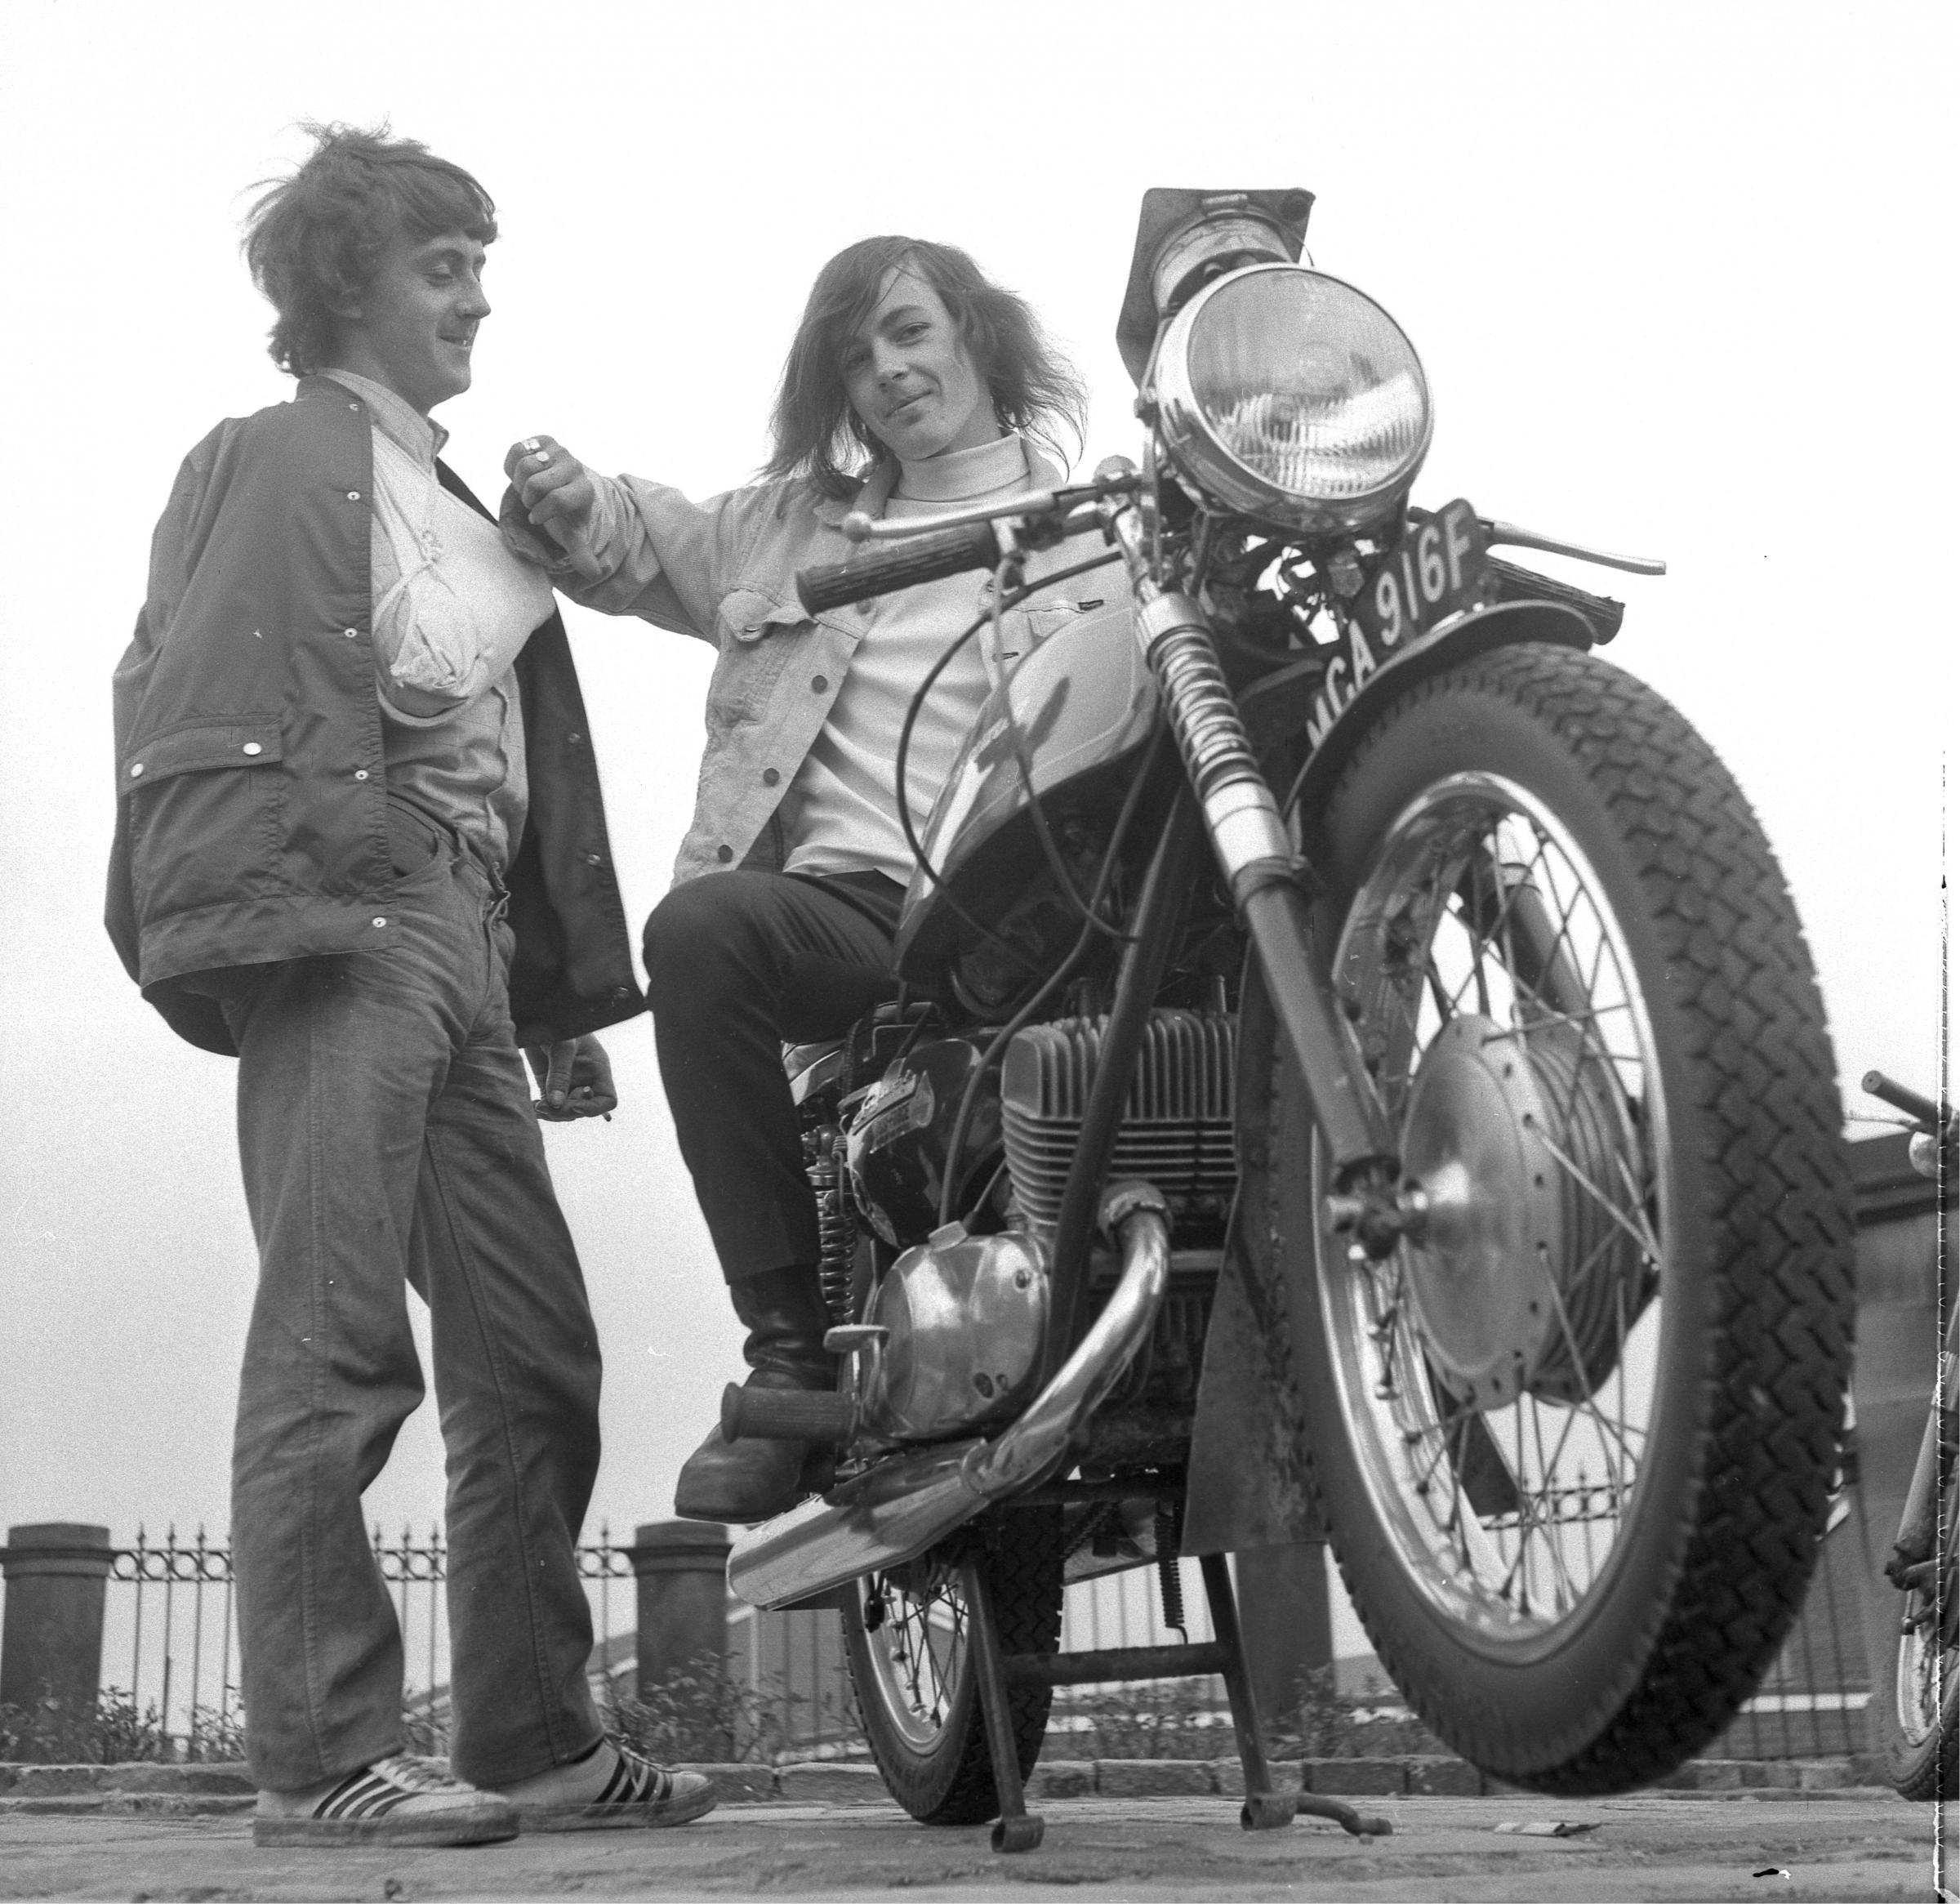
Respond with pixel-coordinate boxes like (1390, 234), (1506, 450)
(726, 1183), (1172, 1612)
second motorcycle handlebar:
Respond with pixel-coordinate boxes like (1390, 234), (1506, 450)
(798, 520), (1003, 615)
(1864, 1068), (1950, 1133)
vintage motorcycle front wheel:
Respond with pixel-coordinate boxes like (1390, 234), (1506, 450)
(840, 1510), (1065, 1823)
(1250, 644), (1856, 1793)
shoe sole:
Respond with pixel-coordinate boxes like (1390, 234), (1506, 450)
(513, 1783), (719, 1833)
(253, 1804), (518, 1848)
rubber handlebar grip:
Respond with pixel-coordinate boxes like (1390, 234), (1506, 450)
(797, 520), (1002, 615)
(1863, 1069), (1946, 1128)
(719, 1383), (858, 1445)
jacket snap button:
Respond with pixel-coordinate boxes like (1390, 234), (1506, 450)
(128, 762), (144, 778)
(354, 769), (369, 781)
(371, 916), (387, 928)
(584, 850), (604, 866)
(715, 845), (733, 863)
(346, 490), (362, 502)
(344, 627), (359, 639)
(762, 768), (779, 787)
(242, 742), (263, 756)
(811, 676), (828, 693)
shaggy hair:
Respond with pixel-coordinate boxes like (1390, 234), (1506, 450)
(243, 123), (497, 377)
(764, 236), (1087, 497)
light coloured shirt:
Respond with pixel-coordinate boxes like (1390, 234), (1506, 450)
(782, 434), (1033, 883)
(324, 368), (554, 870)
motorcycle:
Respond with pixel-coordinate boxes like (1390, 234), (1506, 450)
(715, 188), (1858, 1851)
(1864, 1068), (1958, 1799)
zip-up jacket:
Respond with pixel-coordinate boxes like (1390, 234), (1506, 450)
(108, 377), (645, 1057)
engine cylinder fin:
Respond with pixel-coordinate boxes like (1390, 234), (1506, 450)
(1001, 1012), (1236, 1232)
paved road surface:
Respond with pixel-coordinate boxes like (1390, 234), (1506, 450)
(0, 1791), (1939, 1901)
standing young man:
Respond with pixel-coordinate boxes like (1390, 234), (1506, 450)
(106, 125), (713, 1848)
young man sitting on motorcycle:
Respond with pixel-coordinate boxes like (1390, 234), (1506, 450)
(501, 237), (1092, 1522)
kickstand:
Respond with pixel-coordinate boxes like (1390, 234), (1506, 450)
(1298, 1793), (1393, 1836)
(959, 1556), (1045, 1853)
(1198, 1552), (1294, 1832)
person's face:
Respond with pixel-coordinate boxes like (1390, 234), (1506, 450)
(331, 226), (490, 415)
(842, 269), (997, 462)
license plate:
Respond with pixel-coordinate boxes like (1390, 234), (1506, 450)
(1348, 498), (1487, 653)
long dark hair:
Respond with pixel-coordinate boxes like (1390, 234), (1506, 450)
(243, 123), (497, 377)
(764, 236), (1087, 498)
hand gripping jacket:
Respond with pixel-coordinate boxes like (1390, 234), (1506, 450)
(107, 377), (645, 1056)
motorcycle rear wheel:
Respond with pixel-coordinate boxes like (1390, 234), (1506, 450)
(1251, 644), (1855, 1793)
(840, 1510), (1065, 1824)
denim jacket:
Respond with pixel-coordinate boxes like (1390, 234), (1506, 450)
(502, 447), (1113, 885)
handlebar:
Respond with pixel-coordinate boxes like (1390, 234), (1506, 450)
(1863, 1068), (1950, 1131)
(797, 520), (1003, 615)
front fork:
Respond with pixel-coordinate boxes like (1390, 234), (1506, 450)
(1129, 585), (1410, 1242)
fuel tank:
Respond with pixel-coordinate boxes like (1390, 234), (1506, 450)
(893, 601), (1157, 983)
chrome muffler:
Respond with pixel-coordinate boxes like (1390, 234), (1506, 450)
(724, 1182), (1172, 1612)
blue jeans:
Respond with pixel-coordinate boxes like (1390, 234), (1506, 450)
(220, 825), (604, 1790)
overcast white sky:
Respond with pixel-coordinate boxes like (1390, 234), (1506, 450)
(0, 1), (1951, 1666)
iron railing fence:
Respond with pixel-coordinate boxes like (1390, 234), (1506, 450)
(90, 1498), (1870, 1764)
(104, 1524), (635, 1760)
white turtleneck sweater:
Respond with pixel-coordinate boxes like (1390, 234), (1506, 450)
(781, 433), (1031, 885)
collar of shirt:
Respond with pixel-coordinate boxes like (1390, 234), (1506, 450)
(810, 437), (1063, 529)
(318, 368), (448, 468)
(893, 432), (1028, 502)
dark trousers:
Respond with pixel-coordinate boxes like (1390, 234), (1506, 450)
(641, 870), (904, 1283)
(219, 827), (604, 1791)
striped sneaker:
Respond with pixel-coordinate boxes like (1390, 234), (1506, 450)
(502, 1739), (718, 1833)
(252, 1754), (519, 1848)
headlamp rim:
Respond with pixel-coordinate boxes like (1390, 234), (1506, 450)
(1146, 261), (1433, 536)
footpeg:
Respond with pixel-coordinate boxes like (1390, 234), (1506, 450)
(720, 1385), (857, 1445)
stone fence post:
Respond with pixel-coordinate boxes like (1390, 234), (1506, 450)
(0, 1523), (113, 1756)
(630, 1520), (733, 1758)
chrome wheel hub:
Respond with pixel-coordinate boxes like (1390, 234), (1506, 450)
(1401, 1014), (1563, 1407)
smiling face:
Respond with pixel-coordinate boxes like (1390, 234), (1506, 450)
(328, 226), (490, 416)
(842, 267), (998, 462)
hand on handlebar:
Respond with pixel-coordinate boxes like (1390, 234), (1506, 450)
(503, 435), (603, 579)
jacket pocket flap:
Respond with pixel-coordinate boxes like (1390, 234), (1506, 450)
(120, 719), (284, 794)
(719, 586), (806, 644)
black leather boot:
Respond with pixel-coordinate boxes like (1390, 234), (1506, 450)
(673, 1264), (836, 1523)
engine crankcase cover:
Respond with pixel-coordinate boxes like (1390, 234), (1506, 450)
(846, 1038), (1000, 1246)
(858, 1224), (1050, 1442)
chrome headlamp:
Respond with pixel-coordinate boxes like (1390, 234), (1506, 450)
(1149, 262), (1432, 536)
